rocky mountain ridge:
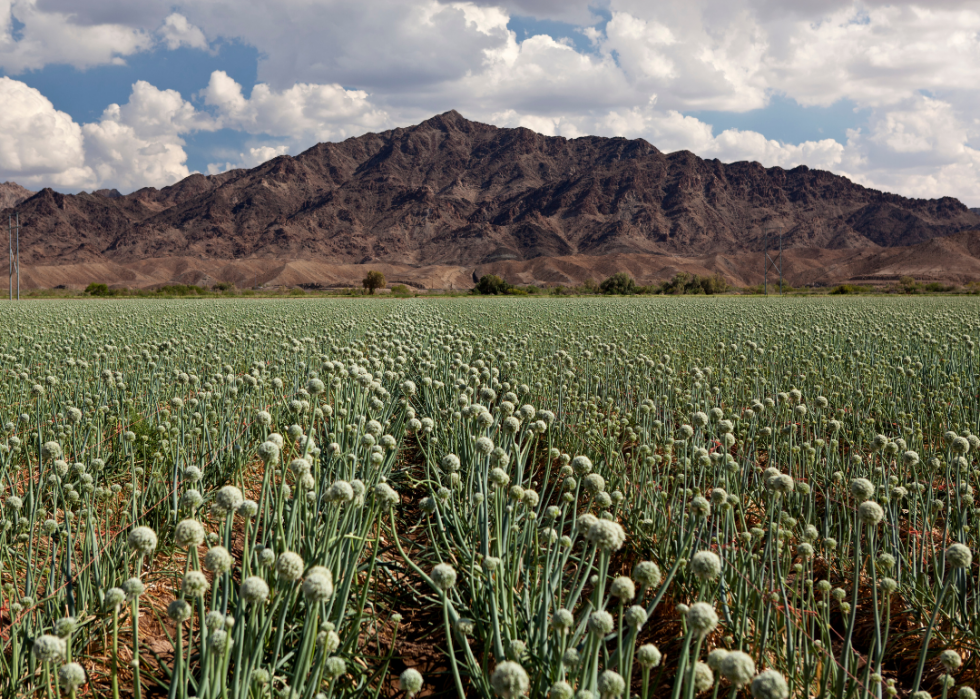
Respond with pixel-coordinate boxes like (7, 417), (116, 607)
(0, 182), (34, 212)
(3, 111), (979, 285)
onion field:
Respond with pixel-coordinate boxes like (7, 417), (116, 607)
(0, 297), (977, 699)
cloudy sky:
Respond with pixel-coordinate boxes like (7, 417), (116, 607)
(1, 0), (978, 204)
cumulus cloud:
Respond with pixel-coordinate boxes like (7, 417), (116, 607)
(0, 77), (90, 187)
(0, 77), (219, 191)
(837, 96), (980, 203)
(202, 71), (390, 143)
(158, 13), (208, 51)
(206, 144), (289, 174)
(0, 0), (978, 203)
(0, 1), (151, 73)
(81, 81), (218, 190)
(488, 104), (844, 172)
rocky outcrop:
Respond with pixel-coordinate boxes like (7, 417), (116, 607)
(4, 111), (979, 273)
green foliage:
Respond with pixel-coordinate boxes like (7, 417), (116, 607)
(829, 284), (869, 295)
(474, 274), (512, 295)
(1, 296), (977, 699)
(659, 272), (729, 295)
(84, 282), (111, 297)
(155, 284), (207, 296)
(599, 272), (637, 295)
(362, 270), (386, 294)
(390, 284), (412, 297)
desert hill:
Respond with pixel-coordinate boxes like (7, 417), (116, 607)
(3, 110), (980, 289)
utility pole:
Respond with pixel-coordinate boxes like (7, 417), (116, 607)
(15, 213), (19, 300)
(763, 223), (783, 296)
(7, 213), (13, 300)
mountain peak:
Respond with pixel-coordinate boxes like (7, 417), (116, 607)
(2, 112), (978, 277)
(414, 109), (478, 133)
(0, 181), (35, 210)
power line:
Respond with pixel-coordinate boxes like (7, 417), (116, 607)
(763, 223), (783, 296)
(7, 213), (18, 301)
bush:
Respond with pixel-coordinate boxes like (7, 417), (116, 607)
(390, 284), (412, 297)
(700, 273), (729, 295)
(363, 270), (386, 295)
(659, 272), (729, 295)
(85, 283), (111, 297)
(157, 284), (206, 296)
(213, 281), (236, 293)
(599, 272), (637, 295)
(474, 275), (511, 295)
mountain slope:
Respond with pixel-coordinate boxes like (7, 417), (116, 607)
(0, 182), (34, 211)
(5, 110), (979, 269)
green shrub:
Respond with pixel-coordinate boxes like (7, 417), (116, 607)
(599, 272), (637, 295)
(659, 272), (730, 295)
(362, 270), (386, 294)
(156, 284), (206, 296)
(474, 274), (511, 295)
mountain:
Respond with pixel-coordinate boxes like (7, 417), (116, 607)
(0, 182), (34, 211)
(3, 110), (980, 287)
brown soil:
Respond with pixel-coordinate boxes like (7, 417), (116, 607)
(6, 228), (980, 292)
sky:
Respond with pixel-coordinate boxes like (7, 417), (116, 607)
(0, 0), (978, 205)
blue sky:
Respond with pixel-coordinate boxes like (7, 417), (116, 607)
(0, 1), (976, 205)
(2, 41), (260, 179)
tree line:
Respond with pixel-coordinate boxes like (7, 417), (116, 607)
(473, 271), (730, 296)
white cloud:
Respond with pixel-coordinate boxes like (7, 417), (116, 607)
(760, 4), (980, 108)
(706, 129), (844, 170)
(158, 13), (208, 51)
(442, 0), (597, 25)
(0, 76), (220, 191)
(206, 144), (289, 174)
(80, 81), (218, 190)
(0, 0), (151, 73)
(486, 104), (844, 172)
(0, 77), (84, 175)
(81, 117), (190, 191)
(0, 0), (978, 203)
(837, 96), (980, 203)
(202, 71), (390, 143)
